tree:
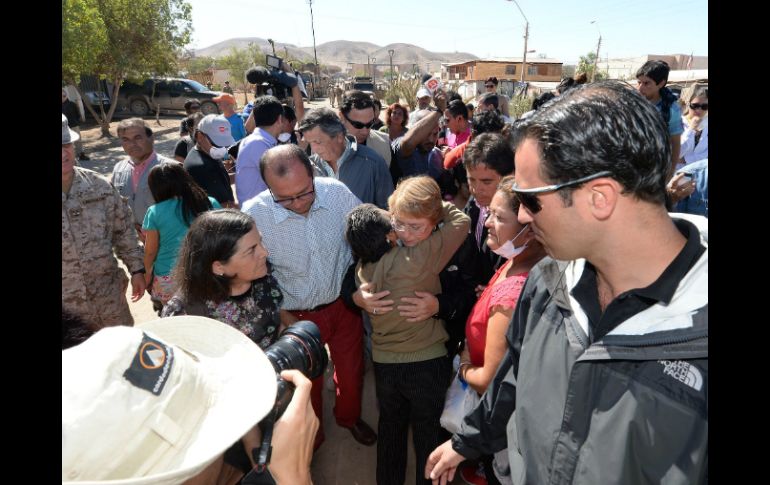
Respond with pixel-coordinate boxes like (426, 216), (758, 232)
(219, 44), (263, 106)
(576, 52), (607, 82)
(187, 56), (218, 75)
(62, 0), (192, 136)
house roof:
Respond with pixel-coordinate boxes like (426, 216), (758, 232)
(445, 57), (562, 67)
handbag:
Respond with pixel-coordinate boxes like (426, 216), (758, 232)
(440, 356), (480, 434)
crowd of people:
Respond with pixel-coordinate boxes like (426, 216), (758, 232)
(63, 60), (707, 484)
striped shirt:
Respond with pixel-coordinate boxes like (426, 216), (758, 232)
(241, 177), (362, 310)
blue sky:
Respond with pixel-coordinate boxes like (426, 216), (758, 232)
(186, 0), (707, 65)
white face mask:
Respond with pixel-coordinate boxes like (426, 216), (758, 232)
(277, 132), (292, 143)
(208, 146), (227, 160)
(491, 224), (530, 259)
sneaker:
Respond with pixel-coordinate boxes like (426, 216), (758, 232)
(459, 462), (488, 485)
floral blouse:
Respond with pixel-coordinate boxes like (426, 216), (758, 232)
(162, 274), (283, 350)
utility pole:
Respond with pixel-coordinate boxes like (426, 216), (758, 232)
(308, 0), (320, 97)
(388, 49), (395, 88)
(590, 20), (601, 82)
(371, 57), (376, 86)
(506, 0), (530, 84)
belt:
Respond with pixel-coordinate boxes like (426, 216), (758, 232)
(293, 297), (338, 314)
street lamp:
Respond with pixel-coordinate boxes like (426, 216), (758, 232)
(388, 49), (395, 88)
(590, 20), (602, 82)
(505, 0), (530, 84)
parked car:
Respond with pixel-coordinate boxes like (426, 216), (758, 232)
(117, 78), (221, 116)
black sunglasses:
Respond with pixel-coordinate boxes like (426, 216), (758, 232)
(343, 113), (376, 130)
(269, 182), (315, 207)
(689, 103), (708, 110)
(485, 84), (495, 88)
(512, 171), (613, 214)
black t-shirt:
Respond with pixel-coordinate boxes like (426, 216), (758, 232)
(62, 100), (81, 128)
(183, 147), (235, 204)
(174, 137), (194, 160)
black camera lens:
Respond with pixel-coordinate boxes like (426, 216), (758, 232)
(264, 320), (327, 380)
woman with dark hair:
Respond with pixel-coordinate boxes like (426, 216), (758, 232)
(380, 102), (409, 141)
(162, 208), (294, 476)
(454, 175), (546, 485)
(142, 163), (220, 306)
(161, 209), (293, 350)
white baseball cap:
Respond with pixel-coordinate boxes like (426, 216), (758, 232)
(197, 114), (235, 147)
(62, 316), (277, 484)
(416, 88), (431, 99)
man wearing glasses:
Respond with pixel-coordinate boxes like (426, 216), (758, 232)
(479, 77), (510, 119)
(338, 90), (392, 167)
(426, 81), (708, 484)
(299, 107), (393, 209)
(241, 144), (377, 450)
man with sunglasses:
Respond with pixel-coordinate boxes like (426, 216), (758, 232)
(299, 107), (393, 209)
(183, 114), (237, 208)
(426, 81), (708, 484)
(338, 90), (392, 167)
(478, 77), (510, 118)
(241, 144), (377, 450)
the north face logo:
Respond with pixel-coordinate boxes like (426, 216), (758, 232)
(659, 360), (703, 391)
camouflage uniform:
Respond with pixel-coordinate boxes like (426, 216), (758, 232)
(62, 167), (144, 327)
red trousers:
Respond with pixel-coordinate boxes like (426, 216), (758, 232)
(290, 297), (363, 432)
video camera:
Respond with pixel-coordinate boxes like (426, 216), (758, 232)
(242, 320), (328, 484)
(246, 55), (299, 101)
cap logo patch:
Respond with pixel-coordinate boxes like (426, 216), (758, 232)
(124, 332), (175, 395)
(219, 126), (226, 133)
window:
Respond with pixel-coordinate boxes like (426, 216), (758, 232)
(527, 66), (538, 76)
(506, 65), (516, 75)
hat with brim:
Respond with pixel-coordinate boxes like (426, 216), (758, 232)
(416, 88), (431, 99)
(63, 113), (80, 144)
(197, 114), (235, 147)
(62, 316), (277, 485)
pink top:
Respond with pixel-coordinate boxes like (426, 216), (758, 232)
(446, 126), (471, 149)
(131, 151), (156, 192)
(465, 265), (528, 366)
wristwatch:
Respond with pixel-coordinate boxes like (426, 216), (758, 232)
(131, 268), (146, 276)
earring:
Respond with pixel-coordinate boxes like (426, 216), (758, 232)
(216, 272), (224, 277)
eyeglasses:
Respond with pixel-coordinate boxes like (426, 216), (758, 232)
(485, 84), (495, 89)
(343, 113), (376, 130)
(390, 217), (429, 233)
(512, 171), (613, 214)
(269, 183), (315, 207)
(689, 103), (708, 110)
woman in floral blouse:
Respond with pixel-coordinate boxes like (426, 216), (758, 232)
(162, 209), (295, 348)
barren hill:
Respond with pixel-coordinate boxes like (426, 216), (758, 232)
(194, 38), (478, 71)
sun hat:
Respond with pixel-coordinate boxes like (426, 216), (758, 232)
(62, 316), (277, 484)
(62, 113), (80, 144)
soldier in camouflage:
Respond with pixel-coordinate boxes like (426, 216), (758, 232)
(62, 114), (146, 327)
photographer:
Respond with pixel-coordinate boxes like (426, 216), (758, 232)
(62, 316), (318, 485)
(245, 60), (305, 135)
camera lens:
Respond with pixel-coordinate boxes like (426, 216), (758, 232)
(264, 320), (328, 380)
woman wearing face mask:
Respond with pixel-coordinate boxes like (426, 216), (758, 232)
(455, 176), (546, 485)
